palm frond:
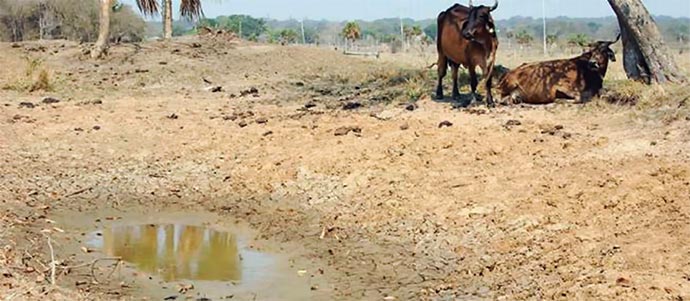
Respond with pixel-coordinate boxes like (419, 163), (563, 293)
(135, 0), (159, 16)
(180, 0), (204, 21)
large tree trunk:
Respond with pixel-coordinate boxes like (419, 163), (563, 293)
(163, 0), (173, 41)
(91, 0), (112, 59)
(607, 0), (686, 83)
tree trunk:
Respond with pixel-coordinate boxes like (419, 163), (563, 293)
(163, 0), (173, 41)
(91, 0), (112, 59)
(607, 0), (687, 83)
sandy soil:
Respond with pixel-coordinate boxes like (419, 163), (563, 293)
(1, 38), (690, 300)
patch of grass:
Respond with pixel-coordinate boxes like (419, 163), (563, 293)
(2, 56), (53, 92)
(29, 69), (53, 92)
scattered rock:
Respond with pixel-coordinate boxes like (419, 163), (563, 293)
(616, 277), (632, 288)
(19, 102), (35, 109)
(438, 120), (453, 128)
(239, 87), (259, 97)
(206, 86), (223, 93)
(167, 113), (179, 120)
(93, 125), (101, 131)
(190, 42), (202, 48)
(263, 131), (273, 136)
(505, 119), (522, 127)
(10, 43), (20, 48)
(134, 69), (149, 73)
(238, 121), (248, 128)
(400, 123), (410, 130)
(294, 81), (305, 87)
(159, 61), (168, 65)
(304, 102), (317, 109)
(41, 97), (61, 104)
(334, 126), (362, 136)
(163, 296), (178, 301)
(256, 117), (268, 124)
(405, 103), (417, 111)
(342, 102), (362, 110)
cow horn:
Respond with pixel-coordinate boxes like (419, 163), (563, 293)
(612, 32), (621, 44)
(489, 0), (498, 11)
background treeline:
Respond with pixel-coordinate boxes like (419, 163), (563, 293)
(0, 0), (146, 42)
(1, 0), (688, 48)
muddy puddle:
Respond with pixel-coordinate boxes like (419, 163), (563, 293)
(56, 211), (323, 300)
(85, 224), (274, 282)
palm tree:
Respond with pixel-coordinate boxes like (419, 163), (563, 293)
(92, 0), (202, 59)
(341, 21), (361, 49)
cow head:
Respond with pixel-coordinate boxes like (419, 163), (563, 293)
(585, 34), (621, 76)
(461, 0), (498, 41)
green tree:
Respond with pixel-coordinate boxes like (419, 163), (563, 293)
(279, 28), (298, 44)
(423, 23), (437, 40)
(567, 33), (590, 47)
(341, 21), (361, 45)
(515, 29), (533, 46)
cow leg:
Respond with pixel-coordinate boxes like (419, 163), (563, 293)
(435, 56), (448, 100)
(451, 63), (461, 100)
(579, 89), (594, 103)
(467, 67), (478, 105)
(481, 61), (496, 108)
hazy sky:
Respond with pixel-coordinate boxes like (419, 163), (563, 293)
(123, 0), (690, 20)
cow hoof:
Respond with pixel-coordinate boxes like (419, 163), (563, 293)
(435, 94), (444, 100)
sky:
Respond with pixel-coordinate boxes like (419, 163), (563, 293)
(122, 0), (690, 21)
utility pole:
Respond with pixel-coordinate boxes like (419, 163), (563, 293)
(300, 18), (306, 44)
(400, 16), (405, 51)
(239, 15), (243, 38)
(542, 0), (548, 56)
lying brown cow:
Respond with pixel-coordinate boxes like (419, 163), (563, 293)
(498, 35), (620, 104)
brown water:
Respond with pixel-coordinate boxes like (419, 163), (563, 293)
(87, 224), (264, 282)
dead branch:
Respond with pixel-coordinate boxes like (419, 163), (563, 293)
(46, 236), (56, 285)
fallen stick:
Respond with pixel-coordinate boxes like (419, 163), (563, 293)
(46, 236), (56, 285)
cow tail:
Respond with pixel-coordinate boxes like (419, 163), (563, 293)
(436, 11), (445, 54)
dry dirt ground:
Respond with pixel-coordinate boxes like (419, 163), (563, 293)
(1, 37), (690, 300)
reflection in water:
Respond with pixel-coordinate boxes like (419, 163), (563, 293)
(90, 224), (241, 281)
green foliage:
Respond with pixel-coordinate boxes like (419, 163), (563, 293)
(546, 34), (559, 45)
(515, 29), (534, 45)
(279, 29), (299, 44)
(199, 15), (267, 39)
(423, 23), (437, 40)
(342, 21), (361, 42)
(567, 33), (590, 47)
(404, 25), (423, 39)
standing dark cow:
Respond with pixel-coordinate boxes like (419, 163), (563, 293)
(498, 35), (620, 104)
(435, 1), (499, 107)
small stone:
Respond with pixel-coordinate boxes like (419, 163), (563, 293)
(304, 102), (316, 109)
(167, 113), (179, 120)
(41, 97), (61, 104)
(238, 121), (248, 128)
(93, 125), (101, 131)
(207, 86), (223, 93)
(505, 119), (522, 127)
(256, 117), (268, 124)
(342, 102), (362, 110)
(400, 123), (410, 131)
(262, 131), (273, 136)
(334, 126), (361, 136)
(19, 102), (35, 109)
(616, 277), (632, 287)
(439, 120), (453, 128)
(405, 103), (417, 111)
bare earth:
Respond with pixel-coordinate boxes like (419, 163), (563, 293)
(1, 38), (690, 300)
